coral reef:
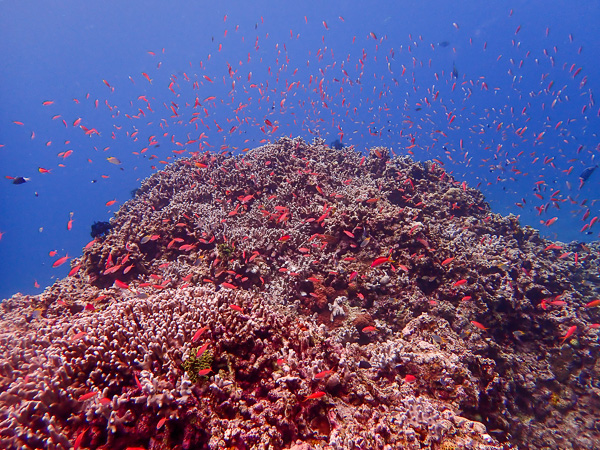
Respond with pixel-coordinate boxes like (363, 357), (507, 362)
(1, 137), (599, 449)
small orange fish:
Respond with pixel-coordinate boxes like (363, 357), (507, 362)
(68, 265), (81, 277)
(470, 320), (488, 331)
(156, 417), (167, 430)
(196, 342), (210, 357)
(404, 374), (416, 383)
(134, 373), (143, 391)
(441, 257), (455, 265)
(560, 325), (577, 344)
(229, 304), (244, 312)
(221, 282), (237, 290)
(371, 256), (391, 268)
(52, 254), (70, 267)
(198, 368), (212, 376)
(314, 370), (334, 379)
(70, 331), (87, 341)
(304, 391), (326, 401)
(192, 326), (208, 342)
(585, 299), (600, 308)
(78, 391), (98, 402)
(453, 279), (468, 287)
(362, 326), (378, 333)
(73, 426), (88, 450)
(106, 199), (117, 206)
(114, 279), (129, 290)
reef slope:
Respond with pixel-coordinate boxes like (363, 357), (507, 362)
(1, 137), (599, 449)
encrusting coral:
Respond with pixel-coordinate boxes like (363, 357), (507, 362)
(1, 137), (599, 449)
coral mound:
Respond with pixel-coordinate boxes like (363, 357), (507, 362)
(1, 137), (599, 449)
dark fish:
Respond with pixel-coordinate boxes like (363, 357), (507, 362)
(90, 221), (112, 238)
(579, 165), (597, 182)
(452, 62), (459, 79)
(329, 139), (343, 150)
(12, 177), (30, 185)
(438, 41), (450, 47)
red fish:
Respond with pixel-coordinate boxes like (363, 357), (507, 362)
(453, 279), (467, 287)
(70, 331), (87, 341)
(314, 370), (334, 379)
(229, 304), (244, 312)
(192, 326), (208, 342)
(362, 326), (377, 333)
(304, 391), (326, 401)
(114, 280), (129, 290)
(371, 256), (391, 268)
(560, 325), (577, 344)
(52, 254), (70, 268)
(73, 427), (88, 450)
(404, 374), (416, 383)
(470, 320), (488, 331)
(198, 368), (212, 376)
(78, 391), (98, 402)
(196, 342), (210, 357)
(134, 373), (143, 391)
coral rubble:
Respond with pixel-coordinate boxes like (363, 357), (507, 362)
(1, 137), (599, 449)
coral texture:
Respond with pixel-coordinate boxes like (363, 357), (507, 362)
(1, 137), (598, 449)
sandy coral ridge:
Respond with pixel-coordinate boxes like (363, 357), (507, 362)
(1, 137), (599, 449)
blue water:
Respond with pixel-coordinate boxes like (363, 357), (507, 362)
(1, 0), (599, 300)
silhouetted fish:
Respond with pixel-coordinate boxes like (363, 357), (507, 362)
(452, 62), (459, 79)
(438, 41), (450, 47)
(330, 139), (343, 150)
(12, 177), (30, 185)
(579, 165), (597, 182)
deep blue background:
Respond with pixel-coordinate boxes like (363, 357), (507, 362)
(1, 0), (599, 299)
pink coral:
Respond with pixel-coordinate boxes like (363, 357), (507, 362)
(1, 138), (598, 449)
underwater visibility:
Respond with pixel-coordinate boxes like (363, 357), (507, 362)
(1, 1), (599, 449)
